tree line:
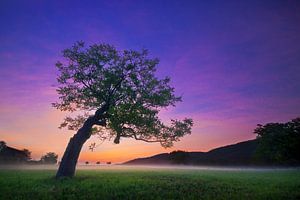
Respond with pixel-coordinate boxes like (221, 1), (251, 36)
(169, 117), (300, 165)
(254, 117), (300, 165)
(0, 142), (58, 165)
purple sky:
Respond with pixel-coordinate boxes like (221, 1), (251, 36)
(0, 0), (300, 162)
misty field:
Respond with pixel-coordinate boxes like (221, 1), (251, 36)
(0, 166), (299, 200)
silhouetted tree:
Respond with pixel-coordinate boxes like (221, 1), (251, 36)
(96, 161), (100, 164)
(254, 117), (300, 165)
(170, 150), (189, 164)
(85, 161), (89, 165)
(41, 152), (58, 164)
(106, 162), (111, 165)
(53, 42), (193, 178)
(0, 141), (6, 152)
(22, 149), (31, 161)
(0, 143), (31, 164)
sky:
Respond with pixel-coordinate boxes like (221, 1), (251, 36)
(0, 0), (300, 163)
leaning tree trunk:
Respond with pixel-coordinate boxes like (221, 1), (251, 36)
(56, 104), (108, 178)
(56, 119), (94, 178)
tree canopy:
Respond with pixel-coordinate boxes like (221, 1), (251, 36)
(0, 141), (6, 152)
(22, 149), (31, 161)
(41, 152), (58, 164)
(53, 42), (193, 148)
(254, 117), (300, 165)
(170, 150), (190, 164)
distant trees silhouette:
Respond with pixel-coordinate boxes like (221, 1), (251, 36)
(0, 141), (31, 164)
(170, 150), (189, 164)
(0, 141), (6, 151)
(22, 149), (31, 161)
(40, 152), (58, 164)
(255, 117), (300, 165)
(0, 142), (59, 165)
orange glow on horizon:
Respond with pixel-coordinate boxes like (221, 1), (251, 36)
(1, 105), (257, 163)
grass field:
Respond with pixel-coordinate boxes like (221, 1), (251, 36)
(0, 166), (299, 200)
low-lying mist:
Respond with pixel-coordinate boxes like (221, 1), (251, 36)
(0, 164), (298, 171)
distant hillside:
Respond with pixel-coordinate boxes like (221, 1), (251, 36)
(124, 140), (258, 166)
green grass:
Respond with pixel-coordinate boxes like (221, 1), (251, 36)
(0, 167), (300, 200)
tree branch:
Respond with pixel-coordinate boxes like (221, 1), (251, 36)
(134, 137), (164, 143)
(107, 75), (126, 104)
(121, 127), (165, 143)
(132, 134), (164, 143)
(94, 104), (109, 118)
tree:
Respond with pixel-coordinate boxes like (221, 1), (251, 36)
(53, 42), (193, 178)
(169, 150), (189, 164)
(22, 149), (31, 161)
(0, 142), (31, 163)
(41, 152), (58, 164)
(254, 117), (300, 165)
(0, 141), (6, 152)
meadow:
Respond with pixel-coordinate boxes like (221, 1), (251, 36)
(0, 166), (299, 200)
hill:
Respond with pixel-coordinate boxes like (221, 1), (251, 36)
(123, 139), (258, 166)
